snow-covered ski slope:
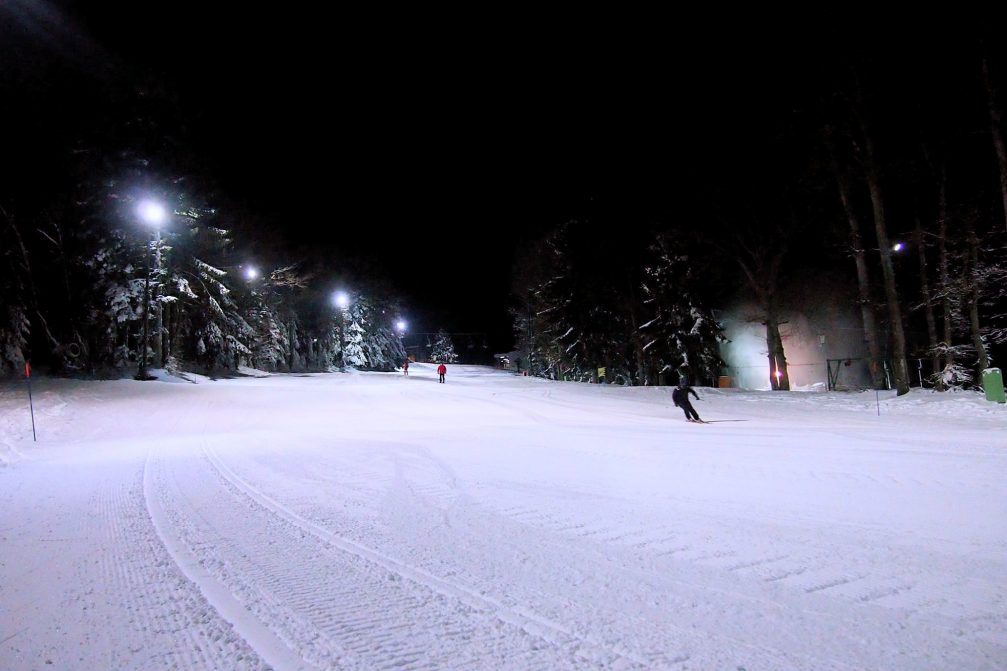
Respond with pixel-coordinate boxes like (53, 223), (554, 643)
(1, 363), (1005, 670)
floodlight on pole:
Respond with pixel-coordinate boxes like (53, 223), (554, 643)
(135, 199), (166, 380)
(333, 291), (351, 371)
(138, 200), (167, 226)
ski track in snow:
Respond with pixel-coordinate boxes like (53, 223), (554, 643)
(193, 444), (652, 669)
(1, 365), (1006, 670)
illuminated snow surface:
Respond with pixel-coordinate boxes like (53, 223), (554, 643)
(1, 364), (1005, 670)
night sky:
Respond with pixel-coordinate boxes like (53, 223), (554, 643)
(1, 5), (997, 351)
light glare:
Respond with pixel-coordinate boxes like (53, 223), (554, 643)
(334, 291), (350, 309)
(138, 200), (166, 226)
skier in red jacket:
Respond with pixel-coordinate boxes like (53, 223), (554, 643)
(437, 363), (447, 383)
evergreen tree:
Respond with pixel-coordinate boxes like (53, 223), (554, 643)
(640, 234), (725, 385)
(343, 318), (366, 368)
(430, 329), (458, 363)
(0, 207), (30, 375)
(356, 296), (406, 371)
(511, 224), (578, 379)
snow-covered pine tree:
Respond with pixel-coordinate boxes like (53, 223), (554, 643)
(258, 265), (309, 371)
(161, 207), (251, 374)
(343, 317), (366, 368)
(0, 209), (31, 376)
(0, 305), (29, 376)
(359, 322), (401, 371)
(248, 303), (288, 370)
(510, 224), (582, 379)
(89, 228), (145, 370)
(20, 82), (208, 374)
(22, 180), (185, 375)
(241, 274), (290, 370)
(352, 296), (406, 371)
(926, 213), (1007, 387)
(430, 329), (458, 363)
(640, 234), (725, 386)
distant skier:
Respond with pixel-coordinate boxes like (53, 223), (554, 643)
(437, 363), (447, 383)
(403, 359), (409, 376)
(672, 381), (703, 423)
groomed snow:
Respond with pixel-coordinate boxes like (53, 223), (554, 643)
(1, 364), (1005, 670)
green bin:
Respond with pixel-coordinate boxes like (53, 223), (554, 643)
(982, 368), (1006, 403)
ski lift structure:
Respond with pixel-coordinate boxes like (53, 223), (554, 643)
(404, 332), (490, 364)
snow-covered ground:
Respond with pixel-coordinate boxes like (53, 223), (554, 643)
(1, 363), (1005, 670)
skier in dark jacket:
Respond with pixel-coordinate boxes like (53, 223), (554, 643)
(672, 382), (703, 422)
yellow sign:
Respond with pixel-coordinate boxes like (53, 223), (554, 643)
(597, 367), (606, 378)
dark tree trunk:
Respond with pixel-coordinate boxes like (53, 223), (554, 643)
(625, 278), (649, 386)
(764, 300), (790, 391)
(914, 216), (940, 383)
(866, 172), (911, 394)
(26, 219), (78, 363)
(855, 90), (911, 395)
(736, 241), (790, 391)
(824, 130), (885, 389)
(965, 225), (991, 372)
(983, 55), (1007, 237)
(162, 300), (172, 365)
(937, 170), (954, 374)
(153, 231), (164, 367)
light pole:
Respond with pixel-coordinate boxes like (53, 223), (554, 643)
(153, 225), (163, 367)
(334, 291), (350, 371)
(395, 320), (407, 364)
(136, 200), (166, 380)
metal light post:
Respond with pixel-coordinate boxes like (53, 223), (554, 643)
(395, 320), (408, 371)
(224, 263), (259, 370)
(156, 227), (164, 366)
(136, 200), (166, 380)
(334, 291), (350, 371)
(396, 319), (407, 361)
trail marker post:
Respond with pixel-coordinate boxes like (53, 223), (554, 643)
(25, 361), (36, 441)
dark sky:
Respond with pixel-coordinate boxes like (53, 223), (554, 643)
(0, 3), (693, 350)
(2, 4), (994, 351)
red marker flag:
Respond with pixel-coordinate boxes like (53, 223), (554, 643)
(25, 361), (30, 377)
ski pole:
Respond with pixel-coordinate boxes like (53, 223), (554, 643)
(25, 361), (36, 441)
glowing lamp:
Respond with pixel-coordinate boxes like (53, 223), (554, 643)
(138, 200), (166, 226)
(134, 198), (167, 380)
